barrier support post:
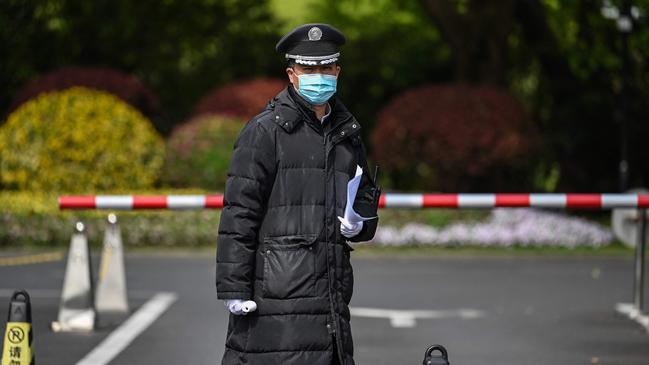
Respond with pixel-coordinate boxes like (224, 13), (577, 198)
(634, 208), (647, 313)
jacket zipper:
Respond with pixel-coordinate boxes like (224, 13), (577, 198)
(322, 123), (360, 364)
(324, 130), (346, 364)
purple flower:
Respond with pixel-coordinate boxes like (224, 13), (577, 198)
(371, 208), (613, 248)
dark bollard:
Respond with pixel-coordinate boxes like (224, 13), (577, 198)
(422, 344), (449, 365)
(2, 290), (35, 364)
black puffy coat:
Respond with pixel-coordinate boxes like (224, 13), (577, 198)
(216, 85), (380, 365)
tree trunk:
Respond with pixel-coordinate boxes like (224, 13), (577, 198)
(419, 0), (515, 85)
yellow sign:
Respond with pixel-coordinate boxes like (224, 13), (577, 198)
(2, 322), (32, 365)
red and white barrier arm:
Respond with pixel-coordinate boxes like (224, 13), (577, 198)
(59, 195), (224, 210)
(58, 194), (649, 210)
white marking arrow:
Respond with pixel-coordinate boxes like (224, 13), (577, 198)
(350, 307), (485, 328)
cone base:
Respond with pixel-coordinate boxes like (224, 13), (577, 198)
(51, 309), (95, 332)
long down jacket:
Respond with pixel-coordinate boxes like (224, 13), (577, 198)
(216, 85), (380, 365)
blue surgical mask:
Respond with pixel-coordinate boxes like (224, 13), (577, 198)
(295, 73), (337, 105)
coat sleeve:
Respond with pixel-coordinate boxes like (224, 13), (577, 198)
(348, 137), (380, 243)
(216, 120), (276, 300)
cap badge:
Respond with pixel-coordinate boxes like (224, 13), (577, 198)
(308, 27), (323, 41)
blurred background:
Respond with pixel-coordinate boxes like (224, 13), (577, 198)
(0, 0), (648, 247)
(2, 2), (649, 364)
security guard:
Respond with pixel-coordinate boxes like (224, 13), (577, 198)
(216, 23), (380, 365)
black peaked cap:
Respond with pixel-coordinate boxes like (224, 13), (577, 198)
(276, 23), (346, 65)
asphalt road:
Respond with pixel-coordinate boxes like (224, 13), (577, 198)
(1, 252), (648, 364)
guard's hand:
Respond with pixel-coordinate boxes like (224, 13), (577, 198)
(224, 299), (257, 315)
(338, 216), (363, 238)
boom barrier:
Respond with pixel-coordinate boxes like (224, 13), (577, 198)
(58, 193), (649, 210)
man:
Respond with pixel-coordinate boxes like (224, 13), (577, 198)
(216, 23), (380, 365)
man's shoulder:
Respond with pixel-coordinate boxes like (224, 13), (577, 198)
(246, 87), (292, 129)
(249, 108), (275, 127)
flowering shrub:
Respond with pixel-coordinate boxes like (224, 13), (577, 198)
(10, 66), (161, 121)
(0, 87), (165, 192)
(371, 208), (613, 248)
(192, 78), (286, 121)
(161, 115), (244, 190)
(372, 84), (536, 191)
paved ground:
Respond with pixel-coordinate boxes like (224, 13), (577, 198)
(1, 252), (648, 364)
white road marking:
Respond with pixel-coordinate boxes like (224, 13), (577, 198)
(75, 292), (178, 365)
(350, 307), (485, 328)
(0, 288), (157, 299)
(616, 302), (649, 331)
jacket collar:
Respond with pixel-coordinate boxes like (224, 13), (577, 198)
(270, 85), (358, 137)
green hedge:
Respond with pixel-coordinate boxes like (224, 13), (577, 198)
(0, 87), (165, 192)
(0, 191), (219, 247)
(161, 115), (243, 190)
(0, 191), (487, 247)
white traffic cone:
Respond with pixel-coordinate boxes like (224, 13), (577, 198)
(95, 214), (129, 319)
(51, 222), (96, 332)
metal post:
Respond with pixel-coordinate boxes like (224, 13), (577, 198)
(634, 209), (647, 313)
(618, 0), (632, 191)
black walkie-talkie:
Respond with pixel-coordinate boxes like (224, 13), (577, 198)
(373, 165), (378, 185)
(372, 164), (380, 203)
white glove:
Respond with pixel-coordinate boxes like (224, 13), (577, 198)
(224, 299), (257, 315)
(338, 216), (363, 238)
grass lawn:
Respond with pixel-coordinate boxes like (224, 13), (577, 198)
(349, 241), (633, 258)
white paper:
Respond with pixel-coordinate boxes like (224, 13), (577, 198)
(341, 165), (378, 225)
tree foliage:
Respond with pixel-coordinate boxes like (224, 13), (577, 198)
(298, 0), (453, 134)
(10, 66), (161, 125)
(0, 0), (283, 134)
(419, 0), (649, 190)
(1, 0), (648, 191)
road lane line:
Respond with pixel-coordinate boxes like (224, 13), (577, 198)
(75, 292), (178, 365)
(0, 289), (158, 299)
(616, 302), (649, 331)
(350, 307), (486, 328)
(0, 252), (64, 266)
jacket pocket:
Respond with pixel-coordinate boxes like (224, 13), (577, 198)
(262, 234), (318, 299)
